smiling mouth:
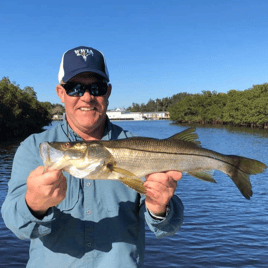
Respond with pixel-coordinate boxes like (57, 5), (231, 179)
(79, 107), (96, 111)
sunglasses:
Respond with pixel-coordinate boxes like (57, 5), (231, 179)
(61, 82), (108, 97)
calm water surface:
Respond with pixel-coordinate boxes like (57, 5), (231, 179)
(1, 120), (268, 267)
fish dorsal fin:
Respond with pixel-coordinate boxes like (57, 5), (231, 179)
(167, 127), (201, 146)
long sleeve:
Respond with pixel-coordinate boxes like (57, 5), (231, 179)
(140, 194), (184, 238)
(1, 138), (55, 240)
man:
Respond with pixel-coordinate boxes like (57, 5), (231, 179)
(1, 46), (184, 267)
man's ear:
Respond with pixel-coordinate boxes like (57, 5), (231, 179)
(56, 85), (65, 103)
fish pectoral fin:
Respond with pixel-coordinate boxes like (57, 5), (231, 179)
(109, 165), (136, 177)
(107, 165), (146, 194)
(188, 170), (216, 183)
(119, 176), (146, 195)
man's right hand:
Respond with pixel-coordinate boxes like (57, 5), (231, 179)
(25, 166), (67, 218)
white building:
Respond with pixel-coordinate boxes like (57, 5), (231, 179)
(52, 114), (63, 120)
(142, 112), (170, 120)
(107, 111), (144, 121)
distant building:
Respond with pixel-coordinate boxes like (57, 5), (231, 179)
(142, 112), (170, 120)
(52, 114), (63, 120)
(107, 111), (144, 121)
(107, 111), (170, 120)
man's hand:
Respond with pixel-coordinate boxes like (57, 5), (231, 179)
(25, 166), (67, 218)
(144, 171), (182, 217)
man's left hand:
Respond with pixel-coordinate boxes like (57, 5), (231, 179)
(144, 171), (182, 217)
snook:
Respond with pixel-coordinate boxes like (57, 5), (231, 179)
(39, 128), (267, 199)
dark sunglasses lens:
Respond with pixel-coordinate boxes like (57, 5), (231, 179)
(63, 82), (107, 97)
(66, 83), (85, 96)
(89, 83), (107, 96)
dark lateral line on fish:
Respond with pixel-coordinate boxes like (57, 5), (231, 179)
(116, 147), (252, 175)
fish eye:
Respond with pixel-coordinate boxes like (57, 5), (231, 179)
(62, 142), (72, 149)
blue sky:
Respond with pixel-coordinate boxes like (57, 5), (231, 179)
(1, 0), (268, 110)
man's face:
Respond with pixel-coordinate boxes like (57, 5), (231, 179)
(56, 73), (111, 140)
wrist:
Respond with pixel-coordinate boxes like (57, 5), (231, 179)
(147, 205), (170, 220)
(25, 192), (48, 218)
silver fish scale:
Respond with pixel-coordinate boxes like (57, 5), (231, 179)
(104, 140), (224, 178)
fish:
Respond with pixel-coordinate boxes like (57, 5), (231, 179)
(39, 127), (267, 199)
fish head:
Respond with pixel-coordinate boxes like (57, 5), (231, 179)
(39, 141), (90, 171)
(47, 142), (88, 159)
(86, 142), (114, 161)
(39, 141), (114, 178)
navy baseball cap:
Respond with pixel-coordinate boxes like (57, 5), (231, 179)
(58, 46), (110, 83)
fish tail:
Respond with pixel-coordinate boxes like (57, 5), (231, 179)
(226, 156), (267, 199)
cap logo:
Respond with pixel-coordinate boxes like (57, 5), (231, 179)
(74, 49), (94, 61)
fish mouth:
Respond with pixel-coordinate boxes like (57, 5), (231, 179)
(47, 142), (66, 151)
(47, 142), (88, 155)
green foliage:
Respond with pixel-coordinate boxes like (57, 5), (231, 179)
(126, 84), (268, 128)
(127, 92), (191, 112)
(0, 76), (52, 139)
(51, 104), (65, 115)
(23, 86), (37, 100)
(169, 84), (268, 128)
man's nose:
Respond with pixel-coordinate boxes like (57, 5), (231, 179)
(81, 90), (94, 101)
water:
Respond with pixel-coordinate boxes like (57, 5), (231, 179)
(1, 120), (268, 267)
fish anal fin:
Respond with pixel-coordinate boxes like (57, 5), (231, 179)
(188, 170), (216, 183)
(119, 176), (146, 195)
(167, 127), (201, 147)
